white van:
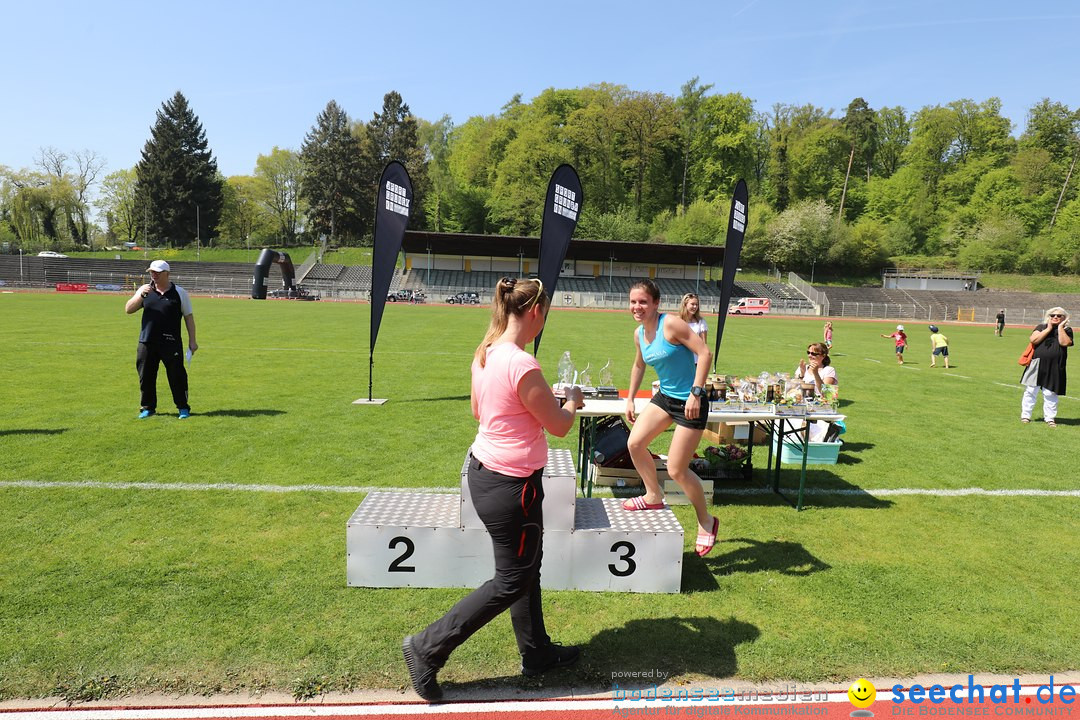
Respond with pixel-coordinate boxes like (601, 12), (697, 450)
(729, 297), (771, 315)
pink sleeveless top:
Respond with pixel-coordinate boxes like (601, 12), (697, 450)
(470, 343), (547, 477)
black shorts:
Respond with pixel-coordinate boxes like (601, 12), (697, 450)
(649, 391), (709, 430)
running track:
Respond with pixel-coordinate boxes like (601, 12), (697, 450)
(4, 684), (1080, 720)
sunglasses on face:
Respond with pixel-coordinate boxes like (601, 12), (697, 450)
(1050, 314), (1065, 318)
(807, 351), (823, 356)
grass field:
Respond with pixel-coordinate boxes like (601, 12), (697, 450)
(2, 291), (1078, 701)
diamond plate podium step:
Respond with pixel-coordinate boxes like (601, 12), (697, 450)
(460, 448), (577, 531)
(346, 451), (686, 593)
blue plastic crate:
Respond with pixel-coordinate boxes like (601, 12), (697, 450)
(773, 437), (842, 465)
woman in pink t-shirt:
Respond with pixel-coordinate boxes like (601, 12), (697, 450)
(403, 277), (584, 702)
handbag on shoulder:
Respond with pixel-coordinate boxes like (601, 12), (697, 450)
(1018, 343), (1035, 366)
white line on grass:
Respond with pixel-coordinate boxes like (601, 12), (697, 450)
(942, 372), (972, 379)
(863, 358), (882, 363)
(5, 480), (1080, 500)
(0, 480), (453, 495)
(995, 383), (1023, 389)
(900, 365), (921, 371)
(20, 341), (467, 357)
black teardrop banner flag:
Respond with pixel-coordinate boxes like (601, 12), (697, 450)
(533, 164), (583, 355)
(713, 179), (748, 371)
(365, 161), (413, 403)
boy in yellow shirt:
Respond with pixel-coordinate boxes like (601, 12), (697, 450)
(929, 325), (950, 368)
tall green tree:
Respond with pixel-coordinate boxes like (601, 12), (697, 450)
(0, 167), (77, 248)
(96, 168), (139, 243)
(565, 84), (626, 216)
(418, 115), (459, 232)
(874, 106), (910, 178)
(254, 147), (303, 242)
(616, 90), (678, 220)
(838, 98), (877, 220)
(37, 147), (104, 246)
(1020, 99), (1077, 163)
(133, 91), (224, 247)
(299, 100), (369, 244)
(487, 90), (576, 234)
(676, 77), (714, 210)
(689, 92), (757, 204)
(366, 91), (430, 229)
(765, 104), (828, 211)
(219, 176), (273, 247)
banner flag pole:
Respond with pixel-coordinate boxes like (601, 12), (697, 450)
(355, 160), (413, 405)
(533, 164), (583, 356)
(712, 179), (748, 371)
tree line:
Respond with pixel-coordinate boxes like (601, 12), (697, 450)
(2, 83), (1079, 275)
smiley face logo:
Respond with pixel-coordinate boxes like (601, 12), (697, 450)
(848, 678), (876, 709)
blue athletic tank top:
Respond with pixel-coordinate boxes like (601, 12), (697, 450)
(638, 314), (696, 400)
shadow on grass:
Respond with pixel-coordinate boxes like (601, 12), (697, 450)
(0, 428), (68, 437)
(835, 440), (874, 465)
(444, 616), (760, 696)
(199, 409), (286, 418)
(707, 537), (831, 578)
(711, 471), (893, 511)
(1049, 417), (1080, 426)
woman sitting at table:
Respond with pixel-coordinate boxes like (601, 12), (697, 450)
(795, 342), (838, 396)
(795, 342), (839, 442)
(623, 278), (720, 558)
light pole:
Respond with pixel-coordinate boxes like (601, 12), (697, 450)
(608, 255), (615, 294)
(810, 258), (816, 284)
(695, 259), (703, 295)
(196, 204), (201, 261)
(19, 248), (23, 283)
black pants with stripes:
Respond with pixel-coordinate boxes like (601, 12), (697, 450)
(411, 453), (548, 669)
(136, 341), (188, 412)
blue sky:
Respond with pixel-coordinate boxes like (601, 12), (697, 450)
(3, 1), (1078, 179)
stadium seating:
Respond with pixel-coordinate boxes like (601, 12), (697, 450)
(2, 255), (1074, 325)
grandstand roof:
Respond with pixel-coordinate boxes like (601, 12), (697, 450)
(402, 231), (725, 266)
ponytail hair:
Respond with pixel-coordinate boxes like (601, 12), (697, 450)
(474, 277), (549, 367)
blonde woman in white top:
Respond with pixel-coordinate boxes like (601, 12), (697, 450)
(679, 293), (708, 360)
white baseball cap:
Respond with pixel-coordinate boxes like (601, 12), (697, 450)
(147, 260), (170, 273)
(896, 324), (904, 331)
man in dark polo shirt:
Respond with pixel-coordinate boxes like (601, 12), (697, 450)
(124, 260), (198, 418)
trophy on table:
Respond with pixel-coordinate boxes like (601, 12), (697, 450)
(596, 359), (619, 398)
(553, 351), (576, 399)
(578, 362), (596, 397)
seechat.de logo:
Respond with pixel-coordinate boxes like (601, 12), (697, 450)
(849, 678), (877, 717)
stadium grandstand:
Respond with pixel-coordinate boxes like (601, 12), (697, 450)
(3, 240), (1076, 324)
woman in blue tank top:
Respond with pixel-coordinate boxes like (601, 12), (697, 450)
(623, 279), (720, 557)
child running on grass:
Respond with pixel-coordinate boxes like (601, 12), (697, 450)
(881, 325), (908, 365)
(929, 325), (950, 368)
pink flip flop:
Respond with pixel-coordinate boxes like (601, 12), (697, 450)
(622, 496), (666, 511)
(696, 516), (719, 557)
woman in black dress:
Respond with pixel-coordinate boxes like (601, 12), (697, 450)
(1020, 306), (1073, 427)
